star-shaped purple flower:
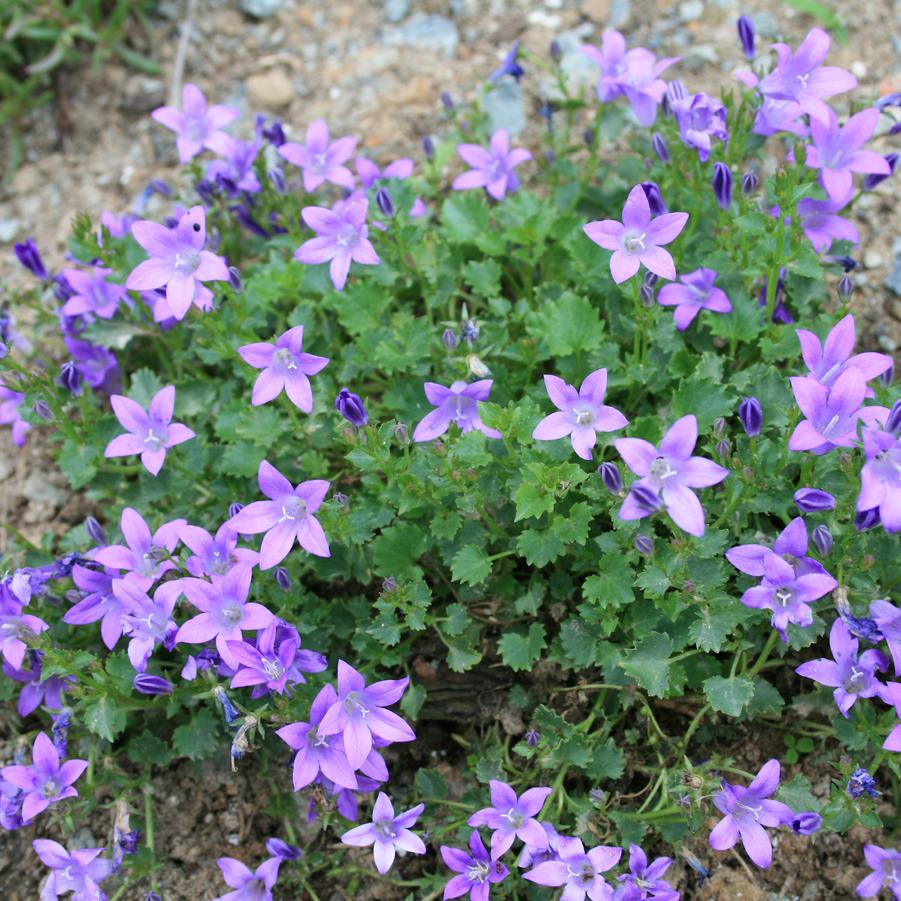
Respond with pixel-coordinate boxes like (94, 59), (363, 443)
(0, 384), (30, 446)
(617, 844), (678, 900)
(616, 414), (729, 537)
(858, 426), (901, 532)
(441, 831), (509, 900)
(151, 83), (239, 163)
(3, 651), (74, 718)
(214, 856), (281, 901)
(116, 579), (182, 672)
(726, 516), (828, 581)
(226, 460), (331, 569)
(341, 792), (426, 874)
(238, 325), (329, 411)
(355, 156), (414, 189)
(532, 369), (628, 460)
(105, 385), (195, 476)
(524, 836), (622, 899)
(798, 195), (859, 253)
(180, 522), (259, 578)
(657, 267), (732, 330)
(227, 628), (297, 695)
(584, 185), (688, 284)
(671, 92), (728, 161)
(32, 839), (112, 900)
(278, 118), (357, 192)
(60, 267), (127, 320)
(468, 780), (552, 859)
(64, 565), (127, 650)
(452, 129), (531, 201)
(412, 379), (502, 442)
(856, 845), (901, 900)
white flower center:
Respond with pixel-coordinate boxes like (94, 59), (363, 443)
(173, 250), (201, 275)
(623, 230), (647, 253)
(466, 860), (491, 884)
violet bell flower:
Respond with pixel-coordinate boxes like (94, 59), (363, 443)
(468, 780), (552, 859)
(340, 792), (426, 874)
(32, 839), (112, 900)
(441, 831), (509, 900)
(857, 426), (901, 532)
(452, 129), (531, 201)
(524, 835), (622, 899)
(412, 379), (502, 442)
(151, 83), (239, 163)
(657, 267), (732, 330)
(278, 118), (357, 192)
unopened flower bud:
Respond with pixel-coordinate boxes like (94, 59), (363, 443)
(737, 15), (756, 59)
(634, 534), (654, 555)
(267, 838), (303, 861)
(382, 577), (397, 593)
(651, 133), (670, 163)
(334, 492), (349, 509)
(640, 182), (667, 216)
(274, 567), (291, 591)
(741, 170), (759, 194)
(376, 186), (395, 218)
(667, 80), (687, 103)
(713, 162), (732, 210)
(794, 488), (835, 512)
(549, 40), (562, 62)
(268, 167), (286, 193)
(133, 674), (174, 695)
(394, 423), (410, 446)
(525, 729), (540, 747)
(639, 283), (655, 306)
(598, 461), (623, 494)
(838, 274), (853, 300)
(228, 502), (244, 520)
(791, 812), (822, 835)
(335, 387), (368, 427)
(886, 399), (901, 436)
(85, 516), (107, 546)
(441, 91), (454, 111)
(715, 438), (731, 459)
(855, 508), (880, 531)
(57, 361), (82, 395)
(14, 239), (48, 280)
(32, 400), (52, 421)
(228, 266), (242, 292)
(466, 354), (490, 377)
(738, 396), (763, 437)
(880, 364), (894, 389)
(712, 416), (726, 437)
(442, 328), (458, 350)
(421, 136), (435, 159)
(631, 484), (662, 512)
(643, 271), (659, 287)
(863, 153), (898, 191)
(812, 524), (833, 556)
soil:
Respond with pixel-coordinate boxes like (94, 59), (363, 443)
(1, 0), (899, 898)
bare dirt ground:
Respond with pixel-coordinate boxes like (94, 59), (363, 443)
(0, 0), (899, 897)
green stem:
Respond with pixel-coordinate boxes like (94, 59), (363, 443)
(143, 783), (155, 854)
(746, 630), (780, 678)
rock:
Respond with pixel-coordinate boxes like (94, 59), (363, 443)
(245, 69), (295, 111)
(608, 0), (631, 29)
(0, 217), (19, 243)
(753, 11), (780, 38)
(240, 0), (284, 18)
(119, 75), (165, 114)
(886, 251), (901, 296)
(678, 0), (704, 21)
(583, 0), (611, 23)
(484, 80), (526, 136)
(384, 0), (411, 23)
(864, 249), (884, 268)
(878, 333), (897, 352)
(547, 25), (597, 98)
(384, 14), (459, 57)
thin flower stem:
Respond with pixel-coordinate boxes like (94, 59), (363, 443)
(746, 630), (780, 678)
(143, 782), (155, 854)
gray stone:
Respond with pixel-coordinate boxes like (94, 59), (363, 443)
(384, 14), (459, 57)
(384, 0), (411, 23)
(886, 250), (901, 296)
(484, 80), (526, 136)
(753, 11), (780, 38)
(678, 0), (704, 21)
(240, 0), (284, 18)
(608, 0), (631, 29)
(878, 333), (898, 353)
(0, 217), (20, 243)
(547, 25), (597, 99)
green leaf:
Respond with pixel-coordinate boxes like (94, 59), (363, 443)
(463, 259), (503, 297)
(703, 675), (755, 717)
(442, 193), (489, 243)
(622, 633), (672, 697)
(671, 379), (734, 431)
(585, 739), (626, 781)
(84, 697), (127, 743)
(128, 368), (165, 407)
(219, 441), (263, 477)
(514, 481), (554, 521)
(371, 522), (428, 577)
(126, 730), (173, 767)
(172, 709), (220, 761)
(58, 438), (99, 490)
(777, 774), (820, 813)
(535, 291), (604, 357)
(498, 623), (547, 672)
(583, 555), (635, 609)
(451, 545), (492, 586)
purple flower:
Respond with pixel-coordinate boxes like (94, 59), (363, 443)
(532, 369), (628, 460)
(180, 522), (259, 577)
(355, 156), (414, 189)
(788, 372), (870, 453)
(758, 28), (857, 122)
(32, 839), (112, 900)
(468, 780), (551, 859)
(791, 812), (823, 835)
(14, 238), (49, 279)
(227, 626), (297, 695)
(125, 206), (229, 320)
(317, 659), (415, 769)
(105, 385), (195, 475)
(238, 325), (329, 411)
(226, 460), (331, 569)
(796, 618), (889, 716)
(737, 15), (755, 59)
(294, 198), (380, 291)
(618, 844), (678, 900)
(335, 387), (368, 427)
(266, 838), (302, 861)
(796, 315), (892, 392)
(672, 92), (728, 161)
(441, 831), (509, 900)
(857, 426), (901, 532)
(116, 579), (181, 671)
(864, 152), (898, 190)
(857, 845), (901, 899)
(93, 507), (184, 589)
(616, 414), (729, 537)
(65, 335), (120, 392)
(712, 162), (733, 209)
(278, 119), (357, 192)
(175, 564), (275, 668)
(657, 267), (732, 330)
(0, 383), (31, 446)
(133, 673), (174, 695)
(276, 684), (359, 790)
(793, 488), (835, 512)
(848, 767), (881, 799)
(3, 652), (73, 718)
(452, 129), (531, 200)
(584, 184), (688, 284)
(206, 136), (262, 195)
(805, 108), (890, 201)
(489, 41), (525, 82)
(870, 600), (901, 673)
(60, 267), (127, 320)
(0, 732), (87, 821)
(709, 759), (792, 868)
(738, 397), (763, 437)
(341, 792), (426, 874)
(0, 597), (49, 671)
(214, 856), (281, 901)
(524, 836), (622, 899)
(412, 379), (502, 442)
(797, 195), (859, 253)
(64, 565), (127, 650)
(151, 83), (239, 163)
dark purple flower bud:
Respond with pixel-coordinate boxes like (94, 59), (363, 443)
(794, 488), (836, 513)
(274, 567), (291, 591)
(228, 266), (242, 292)
(263, 121), (286, 147)
(394, 422), (410, 445)
(737, 15), (755, 59)
(228, 502), (244, 519)
(583, 127), (595, 147)
(715, 438), (731, 459)
(843, 612), (881, 643)
(133, 674), (174, 695)
(461, 319), (479, 343)
(422, 136), (435, 159)
(643, 271), (659, 287)
(886, 399), (901, 436)
(489, 41), (525, 82)
(194, 179), (219, 205)
(32, 400), (52, 421)
(14, 239), (49, 280)
(837, 274), (853, 300)
(57, 361), (83, 395)
(376, 186), (395, 218)
(641, 182), (667, 216)
(335, 388), (368, 427)
(266, 838), (303, 861)
(639, 283), (655, 306)
(85, 516), (107, 546)
(634, 534), (654, 555)
(713, 162), (733, 210)
(146, 891), (163, 900)
(538, 102), (554, 124)
(525, 729), (540, 747)
(268, 167), (286, 193)
(881, 364), (894, 389)
(441, 91), (454, 110)
(811, 524), (833, 556)
(738, 173), (758, 198)
(442, 328), (458, 350)
(333, 492), (349, 511)
(791, 812), (822, 835)
(147, 179), (173, 197)
(549, 40), (562, 62)
(631, 484), (662, 513)
(863, 153), (898, 190)
(53, 274), (75, 302)
(52, 710), (70, 757)
(382, 577), (397, 593)
(855, 508), (880, 531)
(598, 462), (623, 494)
(848, 767), (880, 798)
(738, 397), (763, 437)
(652, 133), (670, 163)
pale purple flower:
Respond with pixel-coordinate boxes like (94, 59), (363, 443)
(413, 379), (502, 442)
(317, 659), (415, 769)
(796, 618), (889, 716)
(857, 426), (901, 533)
(341, 792), (426, 874)
(452, 129), (531, 200)
(0, 384), (30, 446)
(617, 844), (678, 901)
(174, 564), (275, 668)
(758, 28), (857, 122)
(532, 369), (628, 460)
(278, 119), (356, 192)
(145, 281), (214, 324)
(180, 522), (259, 577)
(0, 732), (87, 821)
(206, 136), (262, 194)
(266, 838), (302, 861)
(517, 822), (561, 869)
(93, 507), (184, 589)
(125, 206), (230, 321)
(468, 780), (552, 859)
(754, 98), (809, 138)
(2, 652), (74, 718)
(671, 92), (728, 161)
(355, 157), (414, 189)
(32, 839), (112, 900)
(60, 267), (127, 320)
(857, 845), (901, 899)
(214, 856), (281, 901)
(584, 185), (688, 284)
(65, 336), (120, 391)
(524, 836), (622, 900)
(616, 414), (729, 537)
(798, 195), (859, 253)
(580, 30), (631, 102)
(441, 831), (509, 900)
(657, 267), (732, 330)
(709, 759), (792, 868)
(64, 565), (127, 650)
(294, 198), (380, 291)
(105, 385), (195, 475)
(276, 684), (359, 790)
(0, 593), (49, 670)
(151, 83), (239, 163)
(871, 600), (901, 673)
(805, 107), (891, 201)
(116, 579), (182, 671)
(227, 626), (297, 695)
(226, 460), (331, 568)
(238, 325), (329, 411)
